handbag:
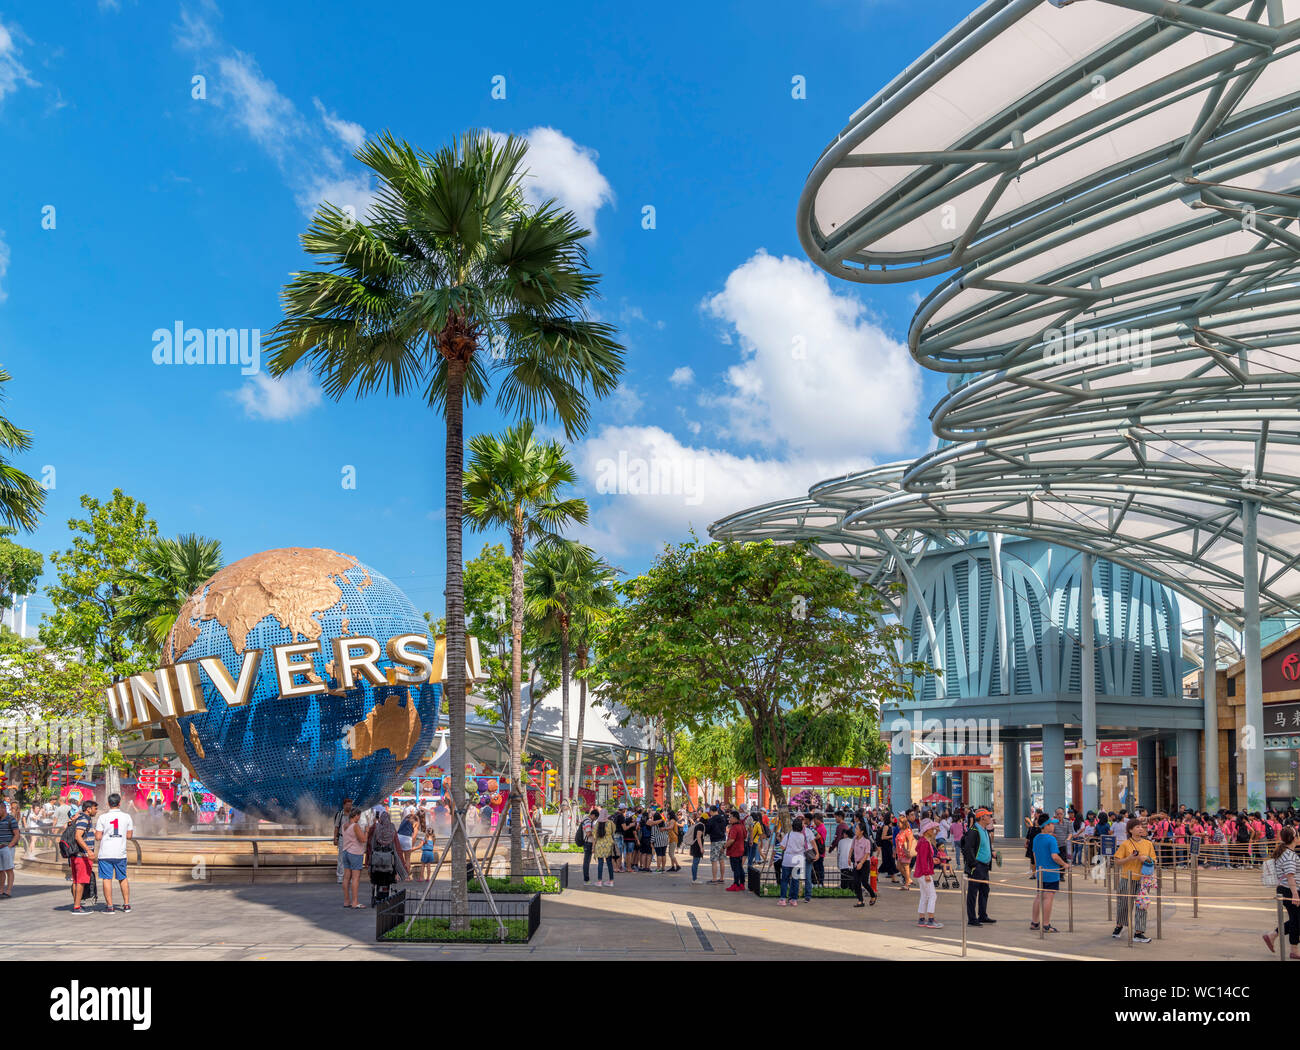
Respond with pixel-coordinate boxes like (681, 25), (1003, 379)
(1263, 857), (1279, 887)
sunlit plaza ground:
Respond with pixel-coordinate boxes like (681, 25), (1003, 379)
(2, 844), (1286, 962)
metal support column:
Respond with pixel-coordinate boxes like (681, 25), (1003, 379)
(1203, 608), (1220, 809)
(1176, 729), (1200, 812)
(1002, 739), (1022, 841)
(1243, 499), (1265, 809)
(1042, 724), (1065, 814)
(1081, 552), (1099, 814)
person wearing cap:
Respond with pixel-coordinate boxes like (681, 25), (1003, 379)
(1030, 812), (1068, 932)
(961, 808), (997, 926)
(913, 819), (942, 928)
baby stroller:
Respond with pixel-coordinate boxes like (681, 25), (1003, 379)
(369, 817), (400, 906)
(935, 844), (960, 890)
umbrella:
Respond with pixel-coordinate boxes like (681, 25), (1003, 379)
(920, 793), (951, 804)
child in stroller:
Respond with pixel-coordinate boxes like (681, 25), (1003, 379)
(935, 841), (960, 890)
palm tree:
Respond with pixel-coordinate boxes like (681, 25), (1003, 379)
(265, 131), (624, 922)
(0, 368), (47, 532)
(568, 560), (619, 808)
(463, 422), (588, 876)
(116, 533), (223, 654)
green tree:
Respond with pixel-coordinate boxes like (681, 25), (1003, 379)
(114, 533), (223, 655)
(569, 559), (618, 808)
(0, 527), (42, 613)
(0, 633), (113, 796)
(676, 722), (744, 800)
(0, 367), (46, 532)
(267, 131), (624, 921)
(593, 538), (927, 828)
(525, 540), (614, 836)
(41, 490), (157, 677)
(464, 423), (588, 873)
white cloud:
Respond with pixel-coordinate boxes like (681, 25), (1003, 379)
(572, 251), (925, 553)
(177, 5), (370, 219)
(234, 371), (321, 421)
(702, 250), (920, 459)
(575, 425), (857, 556)
(297, 171), (377, 222)
(608, 385), (643, 418)
(216, 51), (300, 156)
(0, 231), (9, 304)
(313, 97), (365, 150)
(0, 19), (37, 104)
(495, 126), (614, 234)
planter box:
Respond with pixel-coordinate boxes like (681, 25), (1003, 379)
(375, 889), (541, 944)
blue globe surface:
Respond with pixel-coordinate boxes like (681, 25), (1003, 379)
(162, 548), (440, 822)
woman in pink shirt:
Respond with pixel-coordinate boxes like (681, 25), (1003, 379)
(913, 819), (941, 929)
(850, 823), (876, 907)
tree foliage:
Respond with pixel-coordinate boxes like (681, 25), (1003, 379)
(592, 537), (928, 813)
(40, 490), (157, 677)
(0, 526), (42, 611)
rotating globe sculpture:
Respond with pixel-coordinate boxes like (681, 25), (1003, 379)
(160, 547), (439, 823)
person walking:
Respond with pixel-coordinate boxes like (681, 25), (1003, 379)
(1263, 825), (1300, 958)
(332, 797), (354, 885)
(725, 810), (747, 891)
(1030, 814), (1068, 933)
(914, 819), (942, 928)
(961, 808), (997, 926)
(338, 809), (366, 908)
(777, 818), (809, 907)
(0, 799), (19, 898)
(850, 822), (876, 907)
(592, 808), (617, 886)
(93, 793), (135, 914)
(1112, 817), (1155, 943)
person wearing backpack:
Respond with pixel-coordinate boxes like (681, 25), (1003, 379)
(65, 801), (99, 915)
(590, 809), (616, 886)
(577, 806), (595, 885)
(1263, 825), (1300, 958)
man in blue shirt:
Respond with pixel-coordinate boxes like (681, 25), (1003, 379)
(1031, 813), (1068, 932)
(961, 807), (997, 926)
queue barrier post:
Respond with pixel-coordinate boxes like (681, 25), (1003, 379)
(960, 870), (967, 958)
(1192, 856), (1199, 918)
(1278, 896), (1288, 962)
(1107, 856), (1113, 922)
(1155, 862), (1162, 941)
(1067, 861), (1074, 933)
(1038, 869), (1045, 941)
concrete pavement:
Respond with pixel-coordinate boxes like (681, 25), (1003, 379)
(0, 854), (1287, 962)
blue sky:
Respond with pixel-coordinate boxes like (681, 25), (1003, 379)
(0, 0), (968, 626)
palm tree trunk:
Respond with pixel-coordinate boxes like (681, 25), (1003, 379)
(445, 358), (468, 928)
(572, 644), (588, 808)
(559, 616), (571, 840)
(509, 521), (525, 879)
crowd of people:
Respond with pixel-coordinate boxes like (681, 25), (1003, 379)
(572, 800), (1005, 930)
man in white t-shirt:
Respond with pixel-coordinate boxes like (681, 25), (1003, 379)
(94, 792), (135, 913)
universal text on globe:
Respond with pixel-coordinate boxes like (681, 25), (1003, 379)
(106, 634), (481, 732)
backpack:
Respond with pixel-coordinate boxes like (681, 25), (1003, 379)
(370, 847), (396, 875)
(58, 822), (82, 859)
(1236, 821), (1252, 844)
(1265, 822), (1276, 841)
(574, 821), (587, 848)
